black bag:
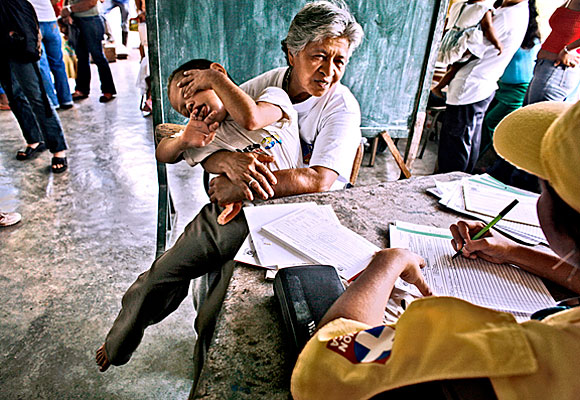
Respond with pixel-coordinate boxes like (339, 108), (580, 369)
(0, 0), (42, 63)
(274, 265), (345, 357)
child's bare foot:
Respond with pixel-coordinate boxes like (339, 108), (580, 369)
(431, 86), (445, 99)
(96, 344), (111, 372)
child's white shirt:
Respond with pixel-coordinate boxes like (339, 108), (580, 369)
(180, 86), (301, 172)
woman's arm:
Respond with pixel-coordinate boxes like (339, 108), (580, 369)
(450, 220), (580, 293)
(206, 165), (339, 205)
(480, 10), (503, 54)
(555, 38), (580, 67)
(318, 249), (432, 328)
(178, 67), (284, 131)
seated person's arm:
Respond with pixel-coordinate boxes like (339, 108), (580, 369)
(317, 249), (432, 328)
(480, 10), (503, 54)
(178, 65), (285, 131)
(450, 220), (580, 293)
(205, 163), (338, 205)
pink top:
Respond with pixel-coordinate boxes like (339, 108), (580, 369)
(542, 7), (580, 54)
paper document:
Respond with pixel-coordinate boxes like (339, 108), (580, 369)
(434, 174), (546, 245)
(463, 179), (540, 226)
(262, 208), (380, 281)
(243, 203), (340, 268)
(390, 221), (556, 320)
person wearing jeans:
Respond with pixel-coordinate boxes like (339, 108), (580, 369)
(29, 0), (74, 109)
(0, 61), (68, 173)
(101, 0), (130, 47)
(61, 0), (117, 103)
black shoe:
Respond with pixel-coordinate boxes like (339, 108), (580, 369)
(16, 142), (47, 160)
(59, 103), (74, 110)
(99, 93), (116, 103)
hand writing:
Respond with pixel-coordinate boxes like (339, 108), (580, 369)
(449, 220), (517, 264)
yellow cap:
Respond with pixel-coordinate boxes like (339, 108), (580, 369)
(493, 101), (580, 214)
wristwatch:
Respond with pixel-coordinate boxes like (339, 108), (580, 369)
(564, 45), (571, 54)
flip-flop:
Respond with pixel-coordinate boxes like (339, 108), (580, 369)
(72, 91), (89, 101)
(51, 156), (68, 173)
(16, 142), (47, 160)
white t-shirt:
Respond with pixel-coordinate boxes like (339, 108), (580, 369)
(27, 0), (57, 22)
(447, 1), (529, 105)
(182, 87), (301, 172)
(240, 67), (362, 189)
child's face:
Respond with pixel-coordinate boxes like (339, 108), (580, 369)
(169, 71), (227, 122)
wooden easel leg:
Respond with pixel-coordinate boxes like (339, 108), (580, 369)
(380, 131), (412, 179)
(368, 136), (379, 167)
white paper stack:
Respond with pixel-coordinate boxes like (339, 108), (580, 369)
(430, 174), (546, 245)
(234, 202), (380, 281)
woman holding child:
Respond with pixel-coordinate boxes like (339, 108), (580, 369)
(97, 0), (364, 373)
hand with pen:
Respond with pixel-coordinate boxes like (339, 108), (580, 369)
(449, 220), (519, 264)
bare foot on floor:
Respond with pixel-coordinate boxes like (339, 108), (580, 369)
(96, 344), (111, 372)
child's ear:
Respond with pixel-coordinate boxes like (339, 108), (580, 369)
(210, 63), (227, 75)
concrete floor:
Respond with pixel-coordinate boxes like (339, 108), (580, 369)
(0, 50), (437, 399)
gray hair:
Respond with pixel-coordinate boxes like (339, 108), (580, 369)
(281, 1), (364, 63)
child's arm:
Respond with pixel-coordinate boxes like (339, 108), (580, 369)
(480, 10), (503, 55)
(156, 109), (219, 163)
(178, 66), (285, 131)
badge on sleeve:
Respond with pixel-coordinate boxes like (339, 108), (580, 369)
(326, 325), (395, 364)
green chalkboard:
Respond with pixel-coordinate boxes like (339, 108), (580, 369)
(147, 0), (447, 137)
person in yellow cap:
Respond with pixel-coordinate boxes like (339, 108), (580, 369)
(291, 100), (580, 399)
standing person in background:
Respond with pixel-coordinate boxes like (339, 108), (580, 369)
(29, 0), (74, 110)
(525, 0), (580, 104)
(61, 0), (117, 103)
(437, 0), (529, 174)
(101, 0), (130, 48)
(479, 0), (540, 160)
(0, 0), (68, 173)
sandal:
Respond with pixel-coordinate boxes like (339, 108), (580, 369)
(99, 93), (115, 103)
(51, 156), (68, 173)
(16, 142), (46, 160)
(72, 91), (89, 101)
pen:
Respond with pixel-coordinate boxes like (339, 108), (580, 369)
(451, 199), (519, 260)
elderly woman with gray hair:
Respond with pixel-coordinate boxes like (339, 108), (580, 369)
(97, 0), (364, 373)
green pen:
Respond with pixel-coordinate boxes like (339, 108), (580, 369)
(451, 199), (519, 260)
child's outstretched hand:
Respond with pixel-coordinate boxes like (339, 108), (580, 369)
(180, 108), (219, 148)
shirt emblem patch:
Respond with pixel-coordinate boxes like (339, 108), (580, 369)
(326, 325), (394, 364)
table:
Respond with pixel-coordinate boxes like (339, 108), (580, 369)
(192, 172), (477, 399)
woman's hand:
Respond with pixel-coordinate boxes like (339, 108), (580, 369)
(177, 68), (220, 99)
(449, 220), (519, 264)
(555, 48), (580, 68)
(219, 152), (277, 200)
(371, 249), (432, 296)
(208, 175), (249, 205)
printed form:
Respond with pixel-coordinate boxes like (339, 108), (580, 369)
(261, 208), (380, 281)
(390, 221), (556, 320)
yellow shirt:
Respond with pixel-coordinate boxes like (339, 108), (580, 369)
(291, 297), (580, 400)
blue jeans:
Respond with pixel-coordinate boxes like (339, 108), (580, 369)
(103, 0), (130, 33)
(73, 15), (116, 95)
(525, 59), (580, 104)
(38, 21), (73, 107)
(438, 94), (494, 173)
(0, 61), (68, 153)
